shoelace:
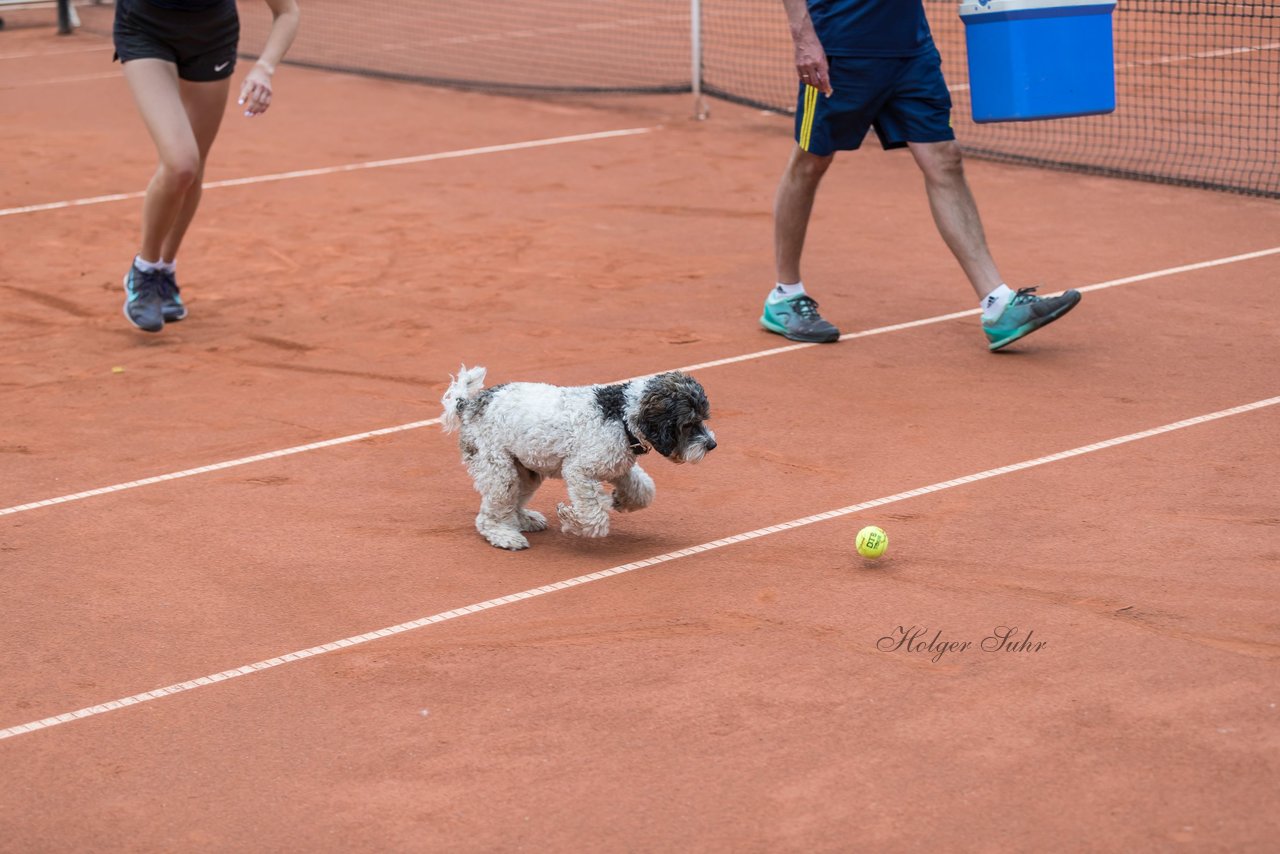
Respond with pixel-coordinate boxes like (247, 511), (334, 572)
(131, 267), (168, 299)
(789, 295), (822, 318)
(157, 270), (180, 301)
(1010, 286), (1041, 304)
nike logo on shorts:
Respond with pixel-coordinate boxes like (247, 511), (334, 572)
(214, 61), (231, 72)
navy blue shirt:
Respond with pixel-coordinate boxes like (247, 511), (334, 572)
(807, 0), (933, 57)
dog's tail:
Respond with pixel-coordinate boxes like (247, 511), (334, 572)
(440, 365), (487, 433)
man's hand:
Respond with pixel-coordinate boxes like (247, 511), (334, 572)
(794, 33), (833, 96)
(782, 0), (833, 96)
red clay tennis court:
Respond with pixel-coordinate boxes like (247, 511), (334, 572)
(2, 2), (1279, 850)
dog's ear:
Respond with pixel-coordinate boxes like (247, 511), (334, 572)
(676, 373), (710, 421)
(636, 372), (707, 457)
(639, 408), (678, 458)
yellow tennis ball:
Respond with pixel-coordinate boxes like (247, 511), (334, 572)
(856, 525), (888, 559)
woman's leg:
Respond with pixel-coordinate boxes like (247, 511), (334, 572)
(121, 58), (203, 264)
(160, 76), (231, 263)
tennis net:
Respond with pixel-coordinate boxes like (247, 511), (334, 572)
(703, 1), (1279, 198)
(237, 0), (693, 95)
(76, 1), (1279, 197)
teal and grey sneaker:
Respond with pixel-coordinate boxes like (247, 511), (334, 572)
(761, 293), (840, 343)
(982, 286), (1081, 351)
(159, 268), (187, 322)
(122, 262), (166, 333)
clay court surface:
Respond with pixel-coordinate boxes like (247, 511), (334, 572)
(3, 17), (1280, 853)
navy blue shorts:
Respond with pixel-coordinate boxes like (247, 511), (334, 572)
(113, 0), (239, 83)
(794, 47), (955, 155)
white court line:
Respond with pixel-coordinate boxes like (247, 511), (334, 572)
(379, 14), (689, 52)
(0, 419), (444, 517)
(0, 127), (656, 218)
(615, 243), (1280, 374)
(4, 243), (1280, 519)
(2, 394), (1276, 743)
(0, 70), (119, 89)
(1140, 40), (1280, 67)
(0, 45), (112, 61)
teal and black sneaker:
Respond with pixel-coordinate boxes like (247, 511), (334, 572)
(982, 286), (1081, 352)
(159, 269), (187, 322)
(122, 262), (166, 333)
(760, 293), (840, 343)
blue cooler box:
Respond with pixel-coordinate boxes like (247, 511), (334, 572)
(959, 0), (1117, 123)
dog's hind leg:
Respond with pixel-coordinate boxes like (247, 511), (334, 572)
(610, 464), (655, 512)
(470, 454), (529, 550)
(515, 462), (547, 532)
(556, 468), (611, 538)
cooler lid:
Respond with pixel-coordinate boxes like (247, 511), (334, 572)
(960, 0), (1117, 16)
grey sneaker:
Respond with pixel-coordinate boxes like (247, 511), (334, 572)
(983, 286), (1081, 351)
(159, 268), (187, 322)
(760, 293), (840, 343)
(123, 263), (166, 333)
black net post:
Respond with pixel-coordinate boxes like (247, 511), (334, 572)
(57, 0), (73, 34)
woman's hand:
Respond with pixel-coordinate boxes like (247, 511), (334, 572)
(238, 61), (274, 117)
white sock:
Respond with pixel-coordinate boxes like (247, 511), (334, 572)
(134, 255), (164, 273)
(770, 281), (806, 302)
(981, 284), (1014, 320)
(159, 260), (176, 274)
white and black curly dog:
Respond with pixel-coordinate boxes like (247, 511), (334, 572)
(441, 366), (716, 550)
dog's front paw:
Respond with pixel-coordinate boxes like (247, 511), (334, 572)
(556, 502), (584, 536)
(612, 488), (653, 513)
(483, 528), (530, 550)
(578, 516), (610, 538)
(558, 502), (609, 538)
(517, 509), (547, 532)
(612, 467), (655, 512)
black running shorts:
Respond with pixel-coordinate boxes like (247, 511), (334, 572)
(113, 0), (240, 83)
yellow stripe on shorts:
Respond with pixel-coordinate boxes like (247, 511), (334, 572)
(799, 85), (818, 151)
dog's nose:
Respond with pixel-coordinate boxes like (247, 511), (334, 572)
(704, 437), (717, 451)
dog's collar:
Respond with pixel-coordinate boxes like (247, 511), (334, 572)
(625, 426), (649, 455)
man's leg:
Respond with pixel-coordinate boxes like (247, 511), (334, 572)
(908, 140), (1002, 300)
(909, 139), (1080, 351)
(762, 145), (841, 343)
(775, 145), (832, 285)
